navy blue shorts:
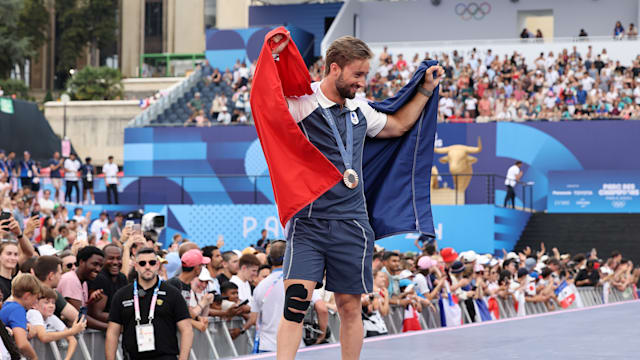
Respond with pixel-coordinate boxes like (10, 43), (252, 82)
(283, 217), (374, 294)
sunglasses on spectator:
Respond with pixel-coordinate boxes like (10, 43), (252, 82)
(65, 263), (74, 269)
(138, 260), (157, 267)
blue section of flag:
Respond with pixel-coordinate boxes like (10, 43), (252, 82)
(364, 60), (439, 239)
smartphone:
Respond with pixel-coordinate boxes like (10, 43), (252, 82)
(125, 220), (134, 230)
(0, 212), (10, 231)
(236, 299), (249, 307)
(78, 306), (88, 321)
(132, 224), (142, 234)
(31, 211), (39, 218)
(77, 230), (87, 242)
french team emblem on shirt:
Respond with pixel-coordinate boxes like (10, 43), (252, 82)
(350, 111), (359, 125)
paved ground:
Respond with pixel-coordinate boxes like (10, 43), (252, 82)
(236, 300), (640, 360)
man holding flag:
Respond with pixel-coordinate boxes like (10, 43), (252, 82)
(250, 27), (443, 360)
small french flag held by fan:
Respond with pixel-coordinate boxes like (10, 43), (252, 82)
(439, 284), (463, 327)
(555, 280), (577, 309)
(402, 305), (422, 332)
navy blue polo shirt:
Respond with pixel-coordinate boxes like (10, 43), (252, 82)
(286, 82), (387, 220)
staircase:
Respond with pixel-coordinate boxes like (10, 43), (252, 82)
(514, 213), (640, 263)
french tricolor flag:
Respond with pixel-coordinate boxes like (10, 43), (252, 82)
(555, 280), (576, 309)
(439, 289), (462, 327)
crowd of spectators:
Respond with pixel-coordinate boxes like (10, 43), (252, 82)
(375, 238), (639, 329)
(177, 44), (640, 126)
(367, 44), (640, 122)
(180, 61), (256, 127)
(171, 19), (640, 127)
(0, 176), (638, 358)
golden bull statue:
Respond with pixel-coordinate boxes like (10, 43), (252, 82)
(433, 137), (482, 193)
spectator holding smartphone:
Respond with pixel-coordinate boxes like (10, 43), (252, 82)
(26, 286), (86, 360)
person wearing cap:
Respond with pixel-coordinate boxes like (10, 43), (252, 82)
(166, 249), (213, 319)
(446, 260), (478, 321)
(440, 247), (458, 267)
(188, 268), (217, 333)
(460, 250), (478, 265)
(414, 256), (444, 304)
(106, 247), (193, 360)
(504, 160), (523, 208)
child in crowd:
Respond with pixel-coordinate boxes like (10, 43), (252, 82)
(220, 282), (250, 319)
(26, 287), (85, 360)
(0, 274), (42, 360)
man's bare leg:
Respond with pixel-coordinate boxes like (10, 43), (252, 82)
(335, 293), (364, 360)
(276, 279), (315, 360)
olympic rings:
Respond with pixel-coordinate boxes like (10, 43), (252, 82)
(455, 2), (492, 21)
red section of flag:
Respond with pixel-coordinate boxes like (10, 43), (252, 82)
(487, 297), (500, 319)
(402, 305), (422, 332)
(560, 293), (576, 309)
(250, 27), (341, 227)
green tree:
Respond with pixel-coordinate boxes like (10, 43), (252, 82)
(66, 66), (123, 100)
(56, 0), (87, 72)
(16, 0), (50, 80)
(56, 0), (117, 71)
(85, 0), (118, 66)
(0, 0), (33, 79)
(0, 79), (29, 99)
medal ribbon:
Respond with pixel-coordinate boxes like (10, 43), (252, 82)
(133, 278), (162, 325)
(320, 107), (353, 172)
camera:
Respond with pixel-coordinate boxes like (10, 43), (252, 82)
(141, 212), (165, 234)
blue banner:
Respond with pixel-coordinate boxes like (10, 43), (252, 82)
(548, 171), (640, 213)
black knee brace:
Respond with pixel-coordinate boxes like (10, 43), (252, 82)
(283, 284), (310, 323)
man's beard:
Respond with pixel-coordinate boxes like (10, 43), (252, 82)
(335, 73), (357, 99)
(141, 271), (156, 281)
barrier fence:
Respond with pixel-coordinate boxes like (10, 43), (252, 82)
(29, 285), (636, 360)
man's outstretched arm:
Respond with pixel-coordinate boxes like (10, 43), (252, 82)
(376, 66), (444, 138)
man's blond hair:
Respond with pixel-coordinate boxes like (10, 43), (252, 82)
(324, 36), (373, 76)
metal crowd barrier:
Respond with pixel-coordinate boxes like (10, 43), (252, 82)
(29, 286), (636, 359)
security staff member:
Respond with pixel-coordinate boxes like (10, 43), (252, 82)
(105, 248), (193, 360)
